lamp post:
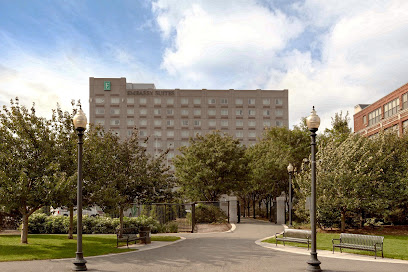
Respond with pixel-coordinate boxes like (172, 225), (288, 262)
(72, 107), (87, 271)
(306, 106), (321, 272)
(287, 163), (294, 227)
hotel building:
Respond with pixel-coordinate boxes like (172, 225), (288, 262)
(354, 82), (408, 137)
(89, 77), (289, 165)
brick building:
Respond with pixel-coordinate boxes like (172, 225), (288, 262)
(89, 77), (289, 168)
(354, 82), (408, 137)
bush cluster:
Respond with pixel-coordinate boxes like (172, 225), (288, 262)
(194, 204), (227, 223)
(27, 213), (161, 234)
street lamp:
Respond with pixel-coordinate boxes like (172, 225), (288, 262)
(287, 163), (294, 227)
(72, 106), (87, 271)
(306, 106), (321, 272)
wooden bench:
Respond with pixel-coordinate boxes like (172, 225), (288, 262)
(332, 233), (384, 259)
(116, 227), (140, 248)
(275, 229), (311, 249)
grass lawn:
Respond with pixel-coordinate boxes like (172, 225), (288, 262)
(263, 233), (408, 260)
(0, 234), (180, 262)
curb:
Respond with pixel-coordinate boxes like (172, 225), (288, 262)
(255, 236), (408, 264)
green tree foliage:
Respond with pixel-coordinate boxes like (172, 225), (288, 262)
(173, 132), (247, 201)
(0, 99), (68, 243)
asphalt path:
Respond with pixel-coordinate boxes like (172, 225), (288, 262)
(0, 218), (406, 271)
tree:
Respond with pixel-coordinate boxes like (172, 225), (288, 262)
(174, 132), (247, 201)
(0, 99), (67, 243)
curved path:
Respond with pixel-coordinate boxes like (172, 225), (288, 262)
(1, 218), (407, 271)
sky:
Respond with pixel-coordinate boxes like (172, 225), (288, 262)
(1, 0), (408, 131)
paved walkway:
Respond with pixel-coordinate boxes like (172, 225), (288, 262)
(0, 218), (407, 271)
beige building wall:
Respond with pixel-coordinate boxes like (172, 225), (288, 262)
(89, 77), (288, 169)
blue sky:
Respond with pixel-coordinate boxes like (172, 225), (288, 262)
(1, 0), (408, 130)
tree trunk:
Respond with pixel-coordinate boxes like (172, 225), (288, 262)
(253, 199), (256, 219)
(68, 205), (73, 239)
(119, 206), (124, 238)
(21, 213), (29, 244)
(341, 209), (346, 232)
(242, 200), (246, 217)
(247, 203), (250, 218)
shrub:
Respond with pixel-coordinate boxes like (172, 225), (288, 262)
(195, 204), (227, 223)
(27, 214), (161, 234)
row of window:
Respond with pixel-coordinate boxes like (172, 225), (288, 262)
(365, 93), (408, 126)
(111, 130), (260, 140)
(96, 108), (283, 117)
(96, 119), (283, 128)
(95, 97), (284, 106)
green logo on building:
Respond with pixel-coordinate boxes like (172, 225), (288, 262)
(104, 81), (111, 91)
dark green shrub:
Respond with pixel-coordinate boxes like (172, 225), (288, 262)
(195, 204), (227, 223)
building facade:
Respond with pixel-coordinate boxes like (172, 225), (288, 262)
(89, 77), (289, 166)
(354, 82), (408, 137)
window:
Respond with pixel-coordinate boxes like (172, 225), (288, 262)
(194, 120), (201, 126)
(140, 109), (147, 115)
(167, 142), (174, 148)
(236, 131), (243, 138)
(236, 120), (243, 127)
(208, 98), (216, 104)
(194, 131), (202, 136)
(110, 108), (120, 115)
(220, 98), (228, 104)
(368, 108), (381, 126)
(263, 120), (271, 127)
(403, 93), (408, 110)
(181, 98), (189, 105)
(249, 120), (256, 127)
(127, 97), (134, 104)
(275, 98), (283, 105)
(95, 108), (105, 114)
(127, 130), (133, 137)
(181, 120), (189, 126)
(167, 109), (174, 115)
(127, 108), (134, 115)
(154, 131), (162, 137)
(208, 109), (216, 116)
(221, 109), (228, 116)
(263, 110), (270, 116)
(181, 109), (189, 115)
(248, 98), (255, 105)
(167, 98), (174, 105)
(209, 120), (216, 127)
(194, 109), (201, 116)
(95, 97), (105, 104)
(363, 115), (367, 125)
(167, 152), (174, 159)
(140, 119), (147, 126)
(384, 98), (399, 118)
(139, 98), (147, 105)
(139, 130), (146, 137)
(236, 109), (243, 116)
(221, 120), (228, 127)
(235, 98), (243, 105)
(276, 120), (283, 127)
(111, 97), (120, 104)
(249, 132), (256, 138)
(181, 131), (189, 137)
(167, 131), (174, 137)
(248, 110), (256, 116)
(154, 141), (162, 148)
(154, 98), (161, 105)
(385, 124), (399, 136)
(95, 119), (105, 125)
(263, 98), (270, 105)
(154, 109), (161, 115)
(403, 120), (408, 134)
(110, 119), (120, 126)
(167, 120), (174, 126)
(127, 119), (134, 126)
(154, 120), (162, 126)
(180, 140), (189, 146)
(193, 98), (201, 105)
(276, 109), (283, 117)
(112, 130), (120, 136)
